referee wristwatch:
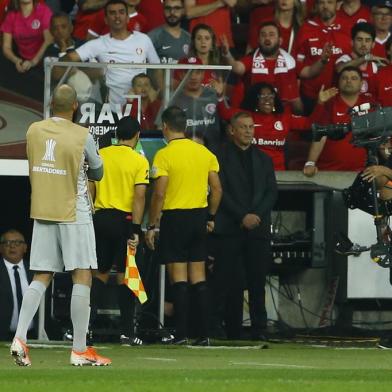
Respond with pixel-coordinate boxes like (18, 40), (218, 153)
(146, 224), (156, 231)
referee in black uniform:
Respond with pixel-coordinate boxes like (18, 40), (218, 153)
(145, 106), (222, 345)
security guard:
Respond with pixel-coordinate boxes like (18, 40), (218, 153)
(91, 116), (149, 346)
(145, 106), (222, 346)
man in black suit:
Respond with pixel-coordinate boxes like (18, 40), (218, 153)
(211, 111), (278, 340)
(0, 229), (34, 341)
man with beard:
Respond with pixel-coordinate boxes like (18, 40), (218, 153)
(335, 22), (387, 96)
(295, 0), (352, 114)
(303, 66), (375, 175)
(148, 0), (191, 63)
(222, 21), (303, 113)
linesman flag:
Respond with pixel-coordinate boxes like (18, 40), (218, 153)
(124, 245), (148, 304)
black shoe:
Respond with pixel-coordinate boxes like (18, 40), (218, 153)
(120, 335), (143, 346)
(378, 338), (392, 349)
(192, 338), (210, 346)
(172, 337), (189, 345)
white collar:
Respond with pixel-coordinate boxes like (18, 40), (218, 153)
(3, 258), (24, 271)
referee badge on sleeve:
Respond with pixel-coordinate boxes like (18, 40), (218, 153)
(150, 166), (157, 177)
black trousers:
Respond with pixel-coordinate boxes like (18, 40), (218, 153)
(211, 233), (271, 336)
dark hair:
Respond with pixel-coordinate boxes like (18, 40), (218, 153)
(50, 12), (72, 27)
(161, 106), (187, 132)
(189, 23), (221, 65)
(385, 34), (392, 53)
(116, 117), (141, 140)
(241, 82), (284, 114)
(338, 65), (363, 81)
(104, 0), (128, 15)
(9, 0), (38, 11)
(351, 22), (376, 41)
(0, 229), (25, 243)
(258, 21), (281, 37)
(131, 72), (152, 87)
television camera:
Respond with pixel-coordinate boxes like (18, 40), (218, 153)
(312, 105), (392, 268)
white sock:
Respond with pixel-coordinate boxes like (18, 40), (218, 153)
(15, 280), (46, 342)
(71, 284), (90, 353)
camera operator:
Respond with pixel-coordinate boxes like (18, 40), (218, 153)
(303, 66), (376, 176)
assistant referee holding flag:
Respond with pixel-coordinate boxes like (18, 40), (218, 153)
(91, 116), (149, 345)
(146, 106), (222, 345)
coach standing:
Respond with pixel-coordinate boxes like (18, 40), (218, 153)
(211, 111), (278, 340)
(145, 106), (222, 345)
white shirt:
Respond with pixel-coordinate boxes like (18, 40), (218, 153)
(3, 259), (31, 332)
(76, 31), (160, 109)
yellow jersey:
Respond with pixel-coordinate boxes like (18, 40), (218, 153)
(94, 145), (149, 212)
(151, 138), (219, 210)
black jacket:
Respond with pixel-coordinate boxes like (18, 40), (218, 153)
(214, 142), (278, 238)
(0, 258), (33, 339)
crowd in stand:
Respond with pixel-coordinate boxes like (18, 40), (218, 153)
(3, 0), (392, 348)
(2, 0), (392, 172)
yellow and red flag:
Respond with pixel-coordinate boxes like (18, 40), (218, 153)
(124, 245), (148, 304)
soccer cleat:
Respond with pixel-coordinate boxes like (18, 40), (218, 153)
(192, 337), (210, 347)
(10, 337), (31, 367)
(70, 346), (112, 366)
(120, 335), (143, 346)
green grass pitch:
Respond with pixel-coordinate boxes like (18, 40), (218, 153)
(1, 342), (392, 392)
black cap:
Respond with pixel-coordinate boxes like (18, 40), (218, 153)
(373, 0), (392, 9)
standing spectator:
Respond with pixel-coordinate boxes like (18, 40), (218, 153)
(223, 21), (303, 113)
(185, 0), (237, 47)
(213, 80), (313, 170)
(10, 84), (110, 367)
(337, 0), (371, 33)
(91, 116), (149, 346)
(375, 35), (392, 106)
(211, 111), (278, 340)
(87, 0), (147, 39)
(148, 0), (190, 64)
(303, 66), (375, 175)
(66, 0), (160, 111)
(127, 73), (161, 130)
(371, 0), (392, 58)
(170, 60), (222, 151)
(247, 0), (306, 55)
(138, 0), (165, 32)
(45, 12), (85, 58)
(295, 0), (352, 114)
(72, 0), (106, 40)
(0, 229), (35, 341)
(145, 106), (222, 345)
(335, 22), (387, 95)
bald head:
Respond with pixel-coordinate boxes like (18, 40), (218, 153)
(52, 84), (77, 114)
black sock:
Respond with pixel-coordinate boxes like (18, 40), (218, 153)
(172, 281), (189, 339)
(192, 281), (210, 339)
(117, 284), (136, 337)
(90, 277), (106, 326)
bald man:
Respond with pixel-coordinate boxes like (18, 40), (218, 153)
(10, 85), (111, 367)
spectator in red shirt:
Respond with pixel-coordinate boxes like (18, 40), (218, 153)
(126, 72), (161, 130)
(295, 0), (352, 114)
(337, 0), (371, 33)
(247, 0), (306, 55)
(375, 35), (392, 106)
(335, 22), (388, 96)
(87, 0), (147, 39)
(138, 0), (165, 32)
(371, 0), (392, 58)
(72, 0), (105, 40)
(222, 21), (303, 114)
(185, 0), (236, 47)
(303, 66), (375, 175)
(213, 79), (313, 170)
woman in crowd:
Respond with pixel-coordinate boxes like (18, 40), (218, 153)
(213, 80), (317, 170)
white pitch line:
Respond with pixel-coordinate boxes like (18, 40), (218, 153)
(230, 361), (316, 369)
(139, 357), (177, 362)
(189, 345), (266, 350)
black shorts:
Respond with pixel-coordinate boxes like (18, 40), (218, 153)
(93, 209), (132, 273)
(158, 208), (207, 264)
